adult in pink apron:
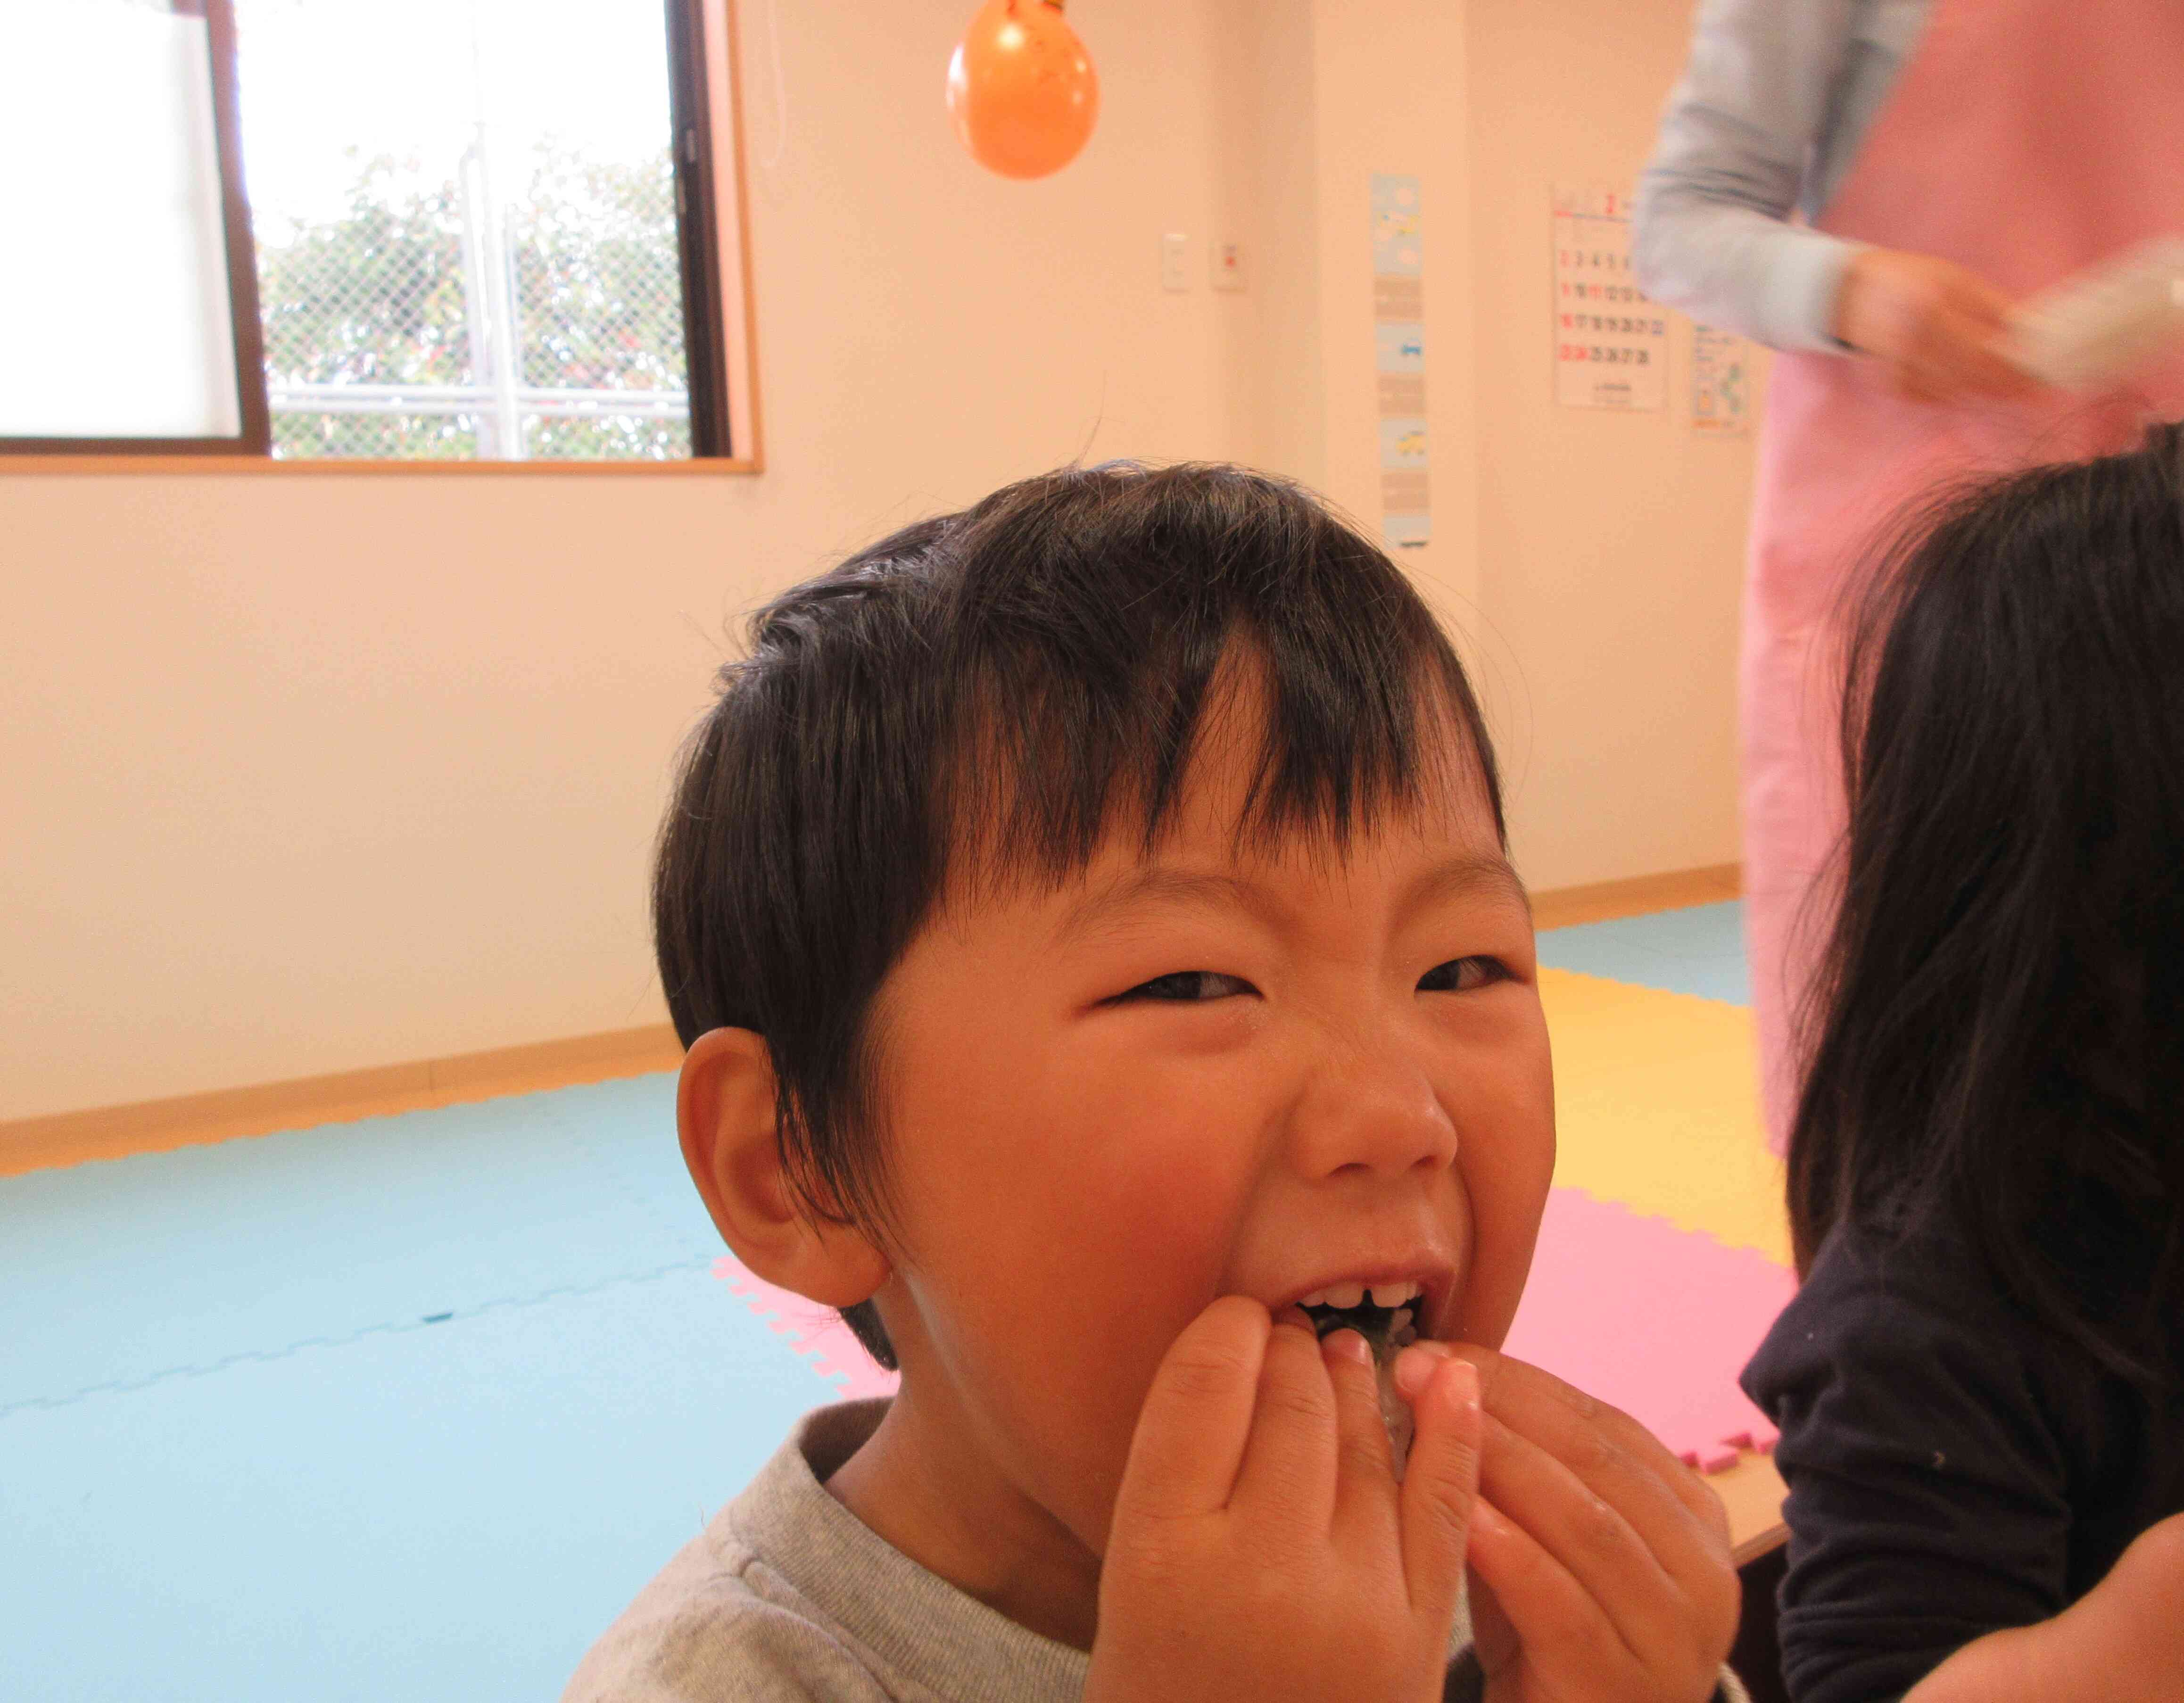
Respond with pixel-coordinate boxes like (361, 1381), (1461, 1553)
(1740, 0), (2184, 1148)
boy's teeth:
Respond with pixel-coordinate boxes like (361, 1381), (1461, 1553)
(1390, 1307), (1413, 1330)
(1296, 1279), (1424, 1314)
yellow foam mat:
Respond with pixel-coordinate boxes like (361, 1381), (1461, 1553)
(1539, 967), (1791, 1267)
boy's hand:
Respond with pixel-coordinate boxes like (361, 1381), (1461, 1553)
(1085, 1296), (1484, 1703)
(1902, 1511), (2184, 1703)
(1404, 1344), (1738, 1703)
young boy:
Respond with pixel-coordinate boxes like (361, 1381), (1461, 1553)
(567, 463), (1744, 1702)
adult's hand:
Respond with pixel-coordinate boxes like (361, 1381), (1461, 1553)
(1832, 247), (2045, 405)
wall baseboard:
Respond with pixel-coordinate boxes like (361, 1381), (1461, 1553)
(2, 863), (1741, 1179)
(1529, 862), (1740, 932)
(0, 1024), (684, 1179)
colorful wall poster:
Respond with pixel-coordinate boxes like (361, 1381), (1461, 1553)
(1372, 173), (1429, 548)
(1690, 324), (1751, 436)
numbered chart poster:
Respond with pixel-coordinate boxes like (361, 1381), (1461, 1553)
(1552, 184), (1666, 411)
(1691, 325), (1752, 436)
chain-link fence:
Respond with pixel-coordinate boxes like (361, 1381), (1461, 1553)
(237, 0), (693, 461)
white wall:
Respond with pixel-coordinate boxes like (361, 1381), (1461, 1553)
(1241, 1), (1484, 637)
(1231, 0), (1752, 892)
(1, 0), (1753, 1124)
(1466, 0), (1761, 889)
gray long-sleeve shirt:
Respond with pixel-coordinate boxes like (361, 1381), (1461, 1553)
(561, 1399), (1484, 1702)
(1633, 0), (1932, 353)
(562, 1398), (1754, 1703)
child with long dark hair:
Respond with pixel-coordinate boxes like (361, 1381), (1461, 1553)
(1740, 423), (2184, 1703)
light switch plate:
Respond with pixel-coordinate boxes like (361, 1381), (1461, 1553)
(1160, 232), (1191, 292)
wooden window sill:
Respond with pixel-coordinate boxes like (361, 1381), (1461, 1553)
(3, 454), (762, 476)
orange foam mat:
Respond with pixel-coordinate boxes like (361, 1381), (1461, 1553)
(1539, 967), (1791, 1267)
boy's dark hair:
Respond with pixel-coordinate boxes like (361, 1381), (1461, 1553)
(654, 461), (1504, 1368)
(1790, 420), (2184, 1392)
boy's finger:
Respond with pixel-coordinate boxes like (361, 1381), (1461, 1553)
(1449, 1346), (1730, 1548)
(1486, 1380), (1729, 1609)
(1474, 1408), (1679, 1662)
(1465, 1492), (1631, 1678)
(1321, 1330), (1399, 1546)
(1232, 1314), (1339, 1533)
(1456, 1347), (1735, 1640)
(1111, 1296), (1270, 1523)
(1398, 1356), (1482, 1622)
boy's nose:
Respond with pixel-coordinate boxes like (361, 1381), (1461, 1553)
(1285, 1041), (1457, 1182)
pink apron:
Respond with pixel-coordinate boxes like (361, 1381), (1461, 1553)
(1744, 0), (2184, 1150)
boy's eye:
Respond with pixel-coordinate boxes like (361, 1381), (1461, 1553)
(1116, 970), (1254, 1003)
(1417, 956), (1506, 994)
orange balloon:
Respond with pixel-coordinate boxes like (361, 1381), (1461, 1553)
(945, 0), (1099, 180)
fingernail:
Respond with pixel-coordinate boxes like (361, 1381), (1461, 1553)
(1274, 1305), (1314, 1333)
(1398, 1336), (1450, 1389)
(1442, 1357), (1481, 1417)
(1393, 1343), (1439, 1397)
(1322, 1328), (1371, 1368)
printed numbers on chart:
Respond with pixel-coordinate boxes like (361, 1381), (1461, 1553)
(1557, 345), (1653, 365)
(1558, 283), (1650, 305)
(1561, 314), (1670, 335)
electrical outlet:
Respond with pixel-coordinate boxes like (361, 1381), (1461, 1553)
(1211, 239), (1246, 292)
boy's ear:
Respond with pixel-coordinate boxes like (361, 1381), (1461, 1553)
(678, 1027), (890, 1309)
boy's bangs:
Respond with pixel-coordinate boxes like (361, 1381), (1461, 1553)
(940, 634), (1489, 901)
(919, 463), (1501, 899)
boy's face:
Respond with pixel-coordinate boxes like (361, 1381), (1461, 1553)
(860, 682), (1553, 1586)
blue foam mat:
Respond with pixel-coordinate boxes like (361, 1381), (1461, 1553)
(1536, 900), (1748, 1007)
(0, 1265), (831, 1702)
(0, 1075), (833, 1701)
(1, 1075), (719, 1414)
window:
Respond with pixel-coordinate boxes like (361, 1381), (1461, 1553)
(0, 1), (268, 453)
(2, 0), (754, 465)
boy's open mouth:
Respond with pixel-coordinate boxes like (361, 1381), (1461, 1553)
(1287, 1277), (1429, 1480)
(1296, 1279), (1423, 1364)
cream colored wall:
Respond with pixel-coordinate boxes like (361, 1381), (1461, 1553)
(3, 0), (1756, 1124)
(1237, 0), (1748, 893)
(1242, 0), (1484, 630)
(0, 0), (1268, 1122)
(1465, 0), (1759, 890)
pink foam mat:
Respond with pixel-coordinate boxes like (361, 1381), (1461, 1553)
(712, 1256), (901, 1402)
(714, 1187), (1794, 1471)
(1502, 1188), (1793, 1470)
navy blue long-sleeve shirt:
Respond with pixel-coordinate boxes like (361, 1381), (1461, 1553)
(1741, 1217), (2184, 1703)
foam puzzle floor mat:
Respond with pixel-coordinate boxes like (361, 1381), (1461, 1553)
(2, 901), (1786, 1701)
